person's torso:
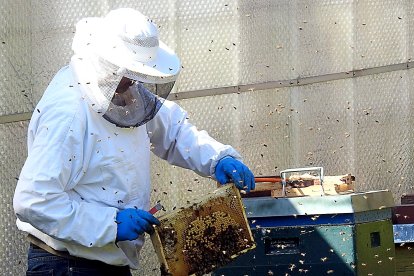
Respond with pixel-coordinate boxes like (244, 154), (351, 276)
(20, 65), (153, 268)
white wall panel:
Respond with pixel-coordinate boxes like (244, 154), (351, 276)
(176, 0), (239, 91)
(354, 0), (408, 69)
(295, 0), (354, 77)
(408, 0), (414, 62)
(0, 0), (33, 115)
(238, 88), (292, 176)
(0, 122), (29, 275)
(238, 0), (295, 84)
(355, 70), (414, 201)
(290, 79), (355, 174)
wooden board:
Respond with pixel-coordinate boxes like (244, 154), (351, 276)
(242, 174), (355, 198)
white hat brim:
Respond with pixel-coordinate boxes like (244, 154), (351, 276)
(122, 40), (181, 83)
(96, 34), (181, 84)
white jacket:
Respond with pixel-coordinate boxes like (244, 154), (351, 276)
(13, 65), (241, 268)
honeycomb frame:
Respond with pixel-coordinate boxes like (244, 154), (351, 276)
(150, 184), (255, 276)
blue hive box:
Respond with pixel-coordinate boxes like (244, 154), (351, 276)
(213, 190), (395, 276)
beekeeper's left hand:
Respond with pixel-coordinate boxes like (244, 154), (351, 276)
(215, 157), (255, 192)
(115, 208), (160, 241)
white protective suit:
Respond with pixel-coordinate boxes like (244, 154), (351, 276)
(13, 63), (241, 268)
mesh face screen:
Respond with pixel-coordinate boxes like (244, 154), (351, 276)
(142, 82), (175, 99)
(102, 83), (164, 128)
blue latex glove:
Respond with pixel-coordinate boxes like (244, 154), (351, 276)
(115, 208), (160, 241)
(215, 157), (255, 192)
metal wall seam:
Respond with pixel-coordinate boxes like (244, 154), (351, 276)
(0, 61), (413, 125)
(0, 113), (32, 124)
(171, 61), (414, 101)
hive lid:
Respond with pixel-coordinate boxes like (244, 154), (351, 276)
(150, 184), (256, 276)
(243, 190), (394, 218)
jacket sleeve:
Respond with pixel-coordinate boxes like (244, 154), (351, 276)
(146, 100), (242, 178)
(13, 101), (118, 248)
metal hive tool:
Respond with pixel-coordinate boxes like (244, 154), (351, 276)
(150, 184), (256, 276)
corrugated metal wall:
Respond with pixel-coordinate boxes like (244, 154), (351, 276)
(1, 0), (413, 275)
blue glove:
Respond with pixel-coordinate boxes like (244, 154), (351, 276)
(215, 157), (255, 192)
(116, 208), (160, 241)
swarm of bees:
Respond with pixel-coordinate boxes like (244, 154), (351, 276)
(183, 211), (252, 275)
(158, 223), (178, 257)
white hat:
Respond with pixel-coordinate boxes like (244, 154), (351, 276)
(72, 8), (180, 84)
(70, 9), (180, 127)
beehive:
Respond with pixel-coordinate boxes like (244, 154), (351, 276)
(150, 184), (255, 276)
(214, 190), (396, 276)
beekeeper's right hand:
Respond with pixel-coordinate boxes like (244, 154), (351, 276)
(116, 208), (160, 241)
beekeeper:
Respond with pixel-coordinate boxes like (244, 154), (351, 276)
(13, 8), (255, 275)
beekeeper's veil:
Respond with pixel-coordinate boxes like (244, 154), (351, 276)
(70, 8), (180, 127)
